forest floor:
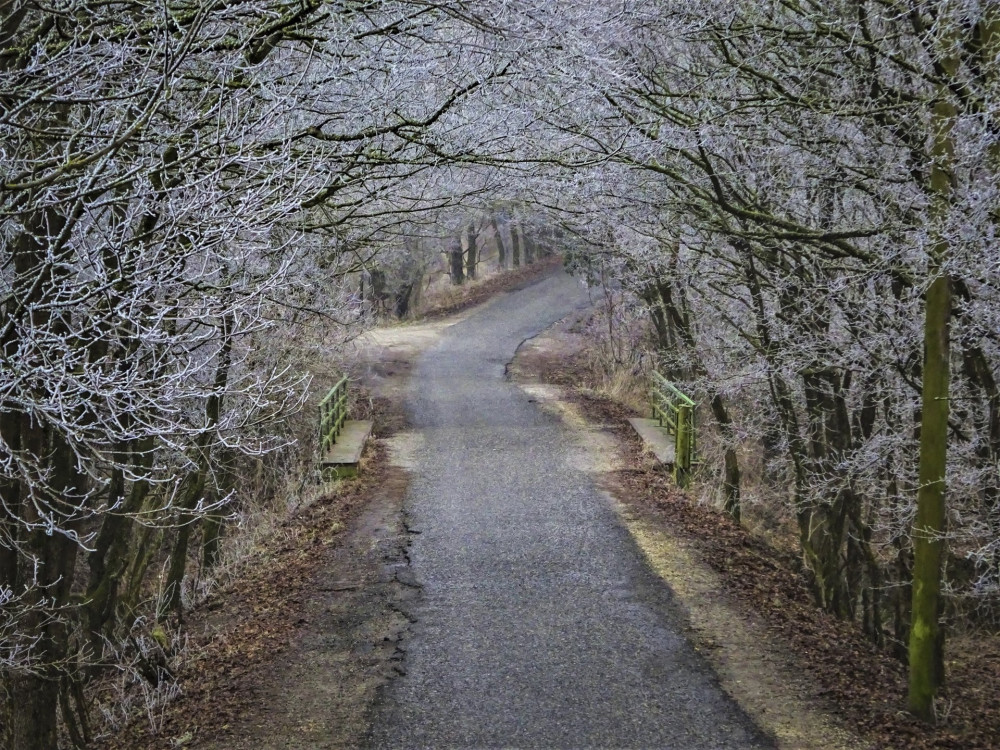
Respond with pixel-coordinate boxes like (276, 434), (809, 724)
(98, 261), (1000, 749)
(98, 423), (413, 750)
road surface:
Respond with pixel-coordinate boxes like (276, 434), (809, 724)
(368, 271), (772, 749)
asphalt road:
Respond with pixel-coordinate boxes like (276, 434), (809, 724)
(368, 271), (773, 749)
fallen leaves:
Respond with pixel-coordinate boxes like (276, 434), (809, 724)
(95, 427), (394, 749)
(556, 384), (1000, 750)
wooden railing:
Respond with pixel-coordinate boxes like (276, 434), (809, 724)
(650, 370), (697, 486)
(318, 375), (349, 453)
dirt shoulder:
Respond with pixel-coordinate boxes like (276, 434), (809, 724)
(97, 407), (412, 750)
(509, 310), (1000, 750)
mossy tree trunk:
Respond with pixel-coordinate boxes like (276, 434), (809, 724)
(908, 15), (964, 717)
(908, 268), (951, 721)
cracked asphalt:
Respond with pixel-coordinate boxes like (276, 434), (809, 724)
(368, 271), (773, 749)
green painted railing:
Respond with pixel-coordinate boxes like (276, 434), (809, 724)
(650, 370), (697, 486)
(318, 375), (349, 453)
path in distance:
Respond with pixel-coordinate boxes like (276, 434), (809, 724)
(368, 271), (773, 749)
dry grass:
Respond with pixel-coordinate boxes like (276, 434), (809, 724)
(417, 256), (562, 319)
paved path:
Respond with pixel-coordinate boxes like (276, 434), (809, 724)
(369, 272), (772, 749)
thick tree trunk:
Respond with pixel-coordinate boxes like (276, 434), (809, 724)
(5, 220), (86, 750)
(908, 271), (951, 720)
(84, 436), (153, 643)
(394, 276), (422, 319)
(11, 673), (58, 750)
(162, 471), (206, 618)
(124, 524), (164, 611)
(0, 413), (21, 604)
(646, 259), (742, 521)
(11, 424), (83, 750)
(954, 290), (1000, 510)
(202, 508), (224, 571)
(644, 294), (674, 353)
(200, 458), (233, 572)
(908, 31), (961, 717)
(737, 241), (857, 611)
(799, 368), (857, 618)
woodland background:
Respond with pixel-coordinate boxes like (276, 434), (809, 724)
(2, 1), (999, 747)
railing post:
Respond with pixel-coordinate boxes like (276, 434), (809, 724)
(649, 370), (696, 486)
(318, 375), (349, 456)
(674, 403), (687, 486)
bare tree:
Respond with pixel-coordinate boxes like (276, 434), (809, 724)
(0, 1), (517, 745)
(497, 0), (1000, 721)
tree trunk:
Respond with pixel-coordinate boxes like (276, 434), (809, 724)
(954, 289), (1000, 510)
(510, 221), (522, 268)
(523, 227), (536, 264)
(162, 472), (206, 618)
(394, 280), (419, 319)
(5, 219), (87, 750)
(643, 288), (675, 354)
(124, 524), (164, 612)
(737, 241), (852, 609)
(908, 18), (961, 714)
(465, 223), (479, 280)
(492, 215), (508, 269)
(163, 317), (232, 617)
(84, 436), (154, 644)
(799, 367), (856, 618)
(10, 423), (83, 750)
(646, 256), (743, 521)
(710, 394), (741, 523)
(202, 507), (224, 571)
(908, 271), (951, 719)
(448, 236), (464, 284)
(11, 673), (59, 750)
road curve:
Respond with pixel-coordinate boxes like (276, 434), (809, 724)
(368, 271), (772, 749)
